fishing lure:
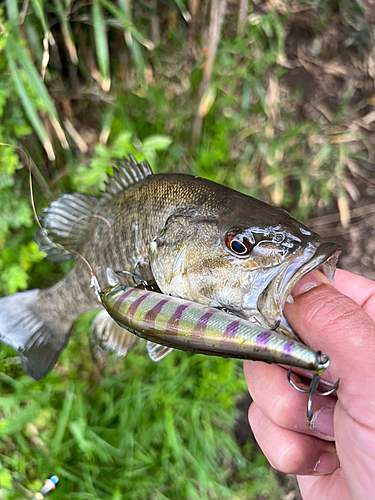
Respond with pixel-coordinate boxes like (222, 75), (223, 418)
(32, 475), (58, 500)
(92, 272), (339, 421)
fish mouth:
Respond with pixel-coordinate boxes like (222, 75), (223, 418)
(257, 242), (341, 331)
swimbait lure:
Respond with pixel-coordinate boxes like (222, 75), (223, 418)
(93, 274), (339, 421)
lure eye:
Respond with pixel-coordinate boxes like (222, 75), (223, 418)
(225, 232), (253, 256)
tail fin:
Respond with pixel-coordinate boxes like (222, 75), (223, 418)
(0, 290), (70, 380)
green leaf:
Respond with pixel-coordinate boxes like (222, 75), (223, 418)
(7, 35), (57, 120)
(0, 403), (39, 436)
(98, 0), (154, 50)
(5, 45), (55, 160)
(52, 388), (75, 455)
(52, 0), (78, 64)
(93, 0), (111, 92)
(19, 241), (45, 271)
(142, 135), (173, 151)
(2, 264), (29, 293)
(0, 467), (12, 489)
(5, 0), (19, 30)
(172, 0), (191, 22)
(29, 0), (49, 33)
(6, 34), (68, 149)
(129, 38), (146, 79)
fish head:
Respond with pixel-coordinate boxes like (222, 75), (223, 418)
(150, 191), (341, 335)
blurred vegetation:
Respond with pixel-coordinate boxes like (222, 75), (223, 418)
(0, 0), (373, 498)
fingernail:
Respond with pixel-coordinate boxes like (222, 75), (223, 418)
(314, 451), (340, 475)
(310, 407), (335, 440)
(291, 269), (331, 297)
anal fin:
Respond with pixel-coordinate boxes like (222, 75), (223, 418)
(146, 341), (174, 362)
(91, 309), (138, 357)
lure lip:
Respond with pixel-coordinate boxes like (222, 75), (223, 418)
(257, 241), (341, 325)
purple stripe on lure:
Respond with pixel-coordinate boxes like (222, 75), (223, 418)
(283, 342), (294, 355)
(166, 303), (190, 335)
(113, 287), (137, 314)
(144, 298), (170, 325)
(126, 291), (153, 319)
(191, 311), (214, 338)
(224, 320), (240, 337)
(256, 331), (271, 346)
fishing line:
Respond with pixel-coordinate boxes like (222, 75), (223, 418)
(0, 142), (111, 279)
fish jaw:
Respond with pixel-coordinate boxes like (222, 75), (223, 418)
(256, 241), (341, 329)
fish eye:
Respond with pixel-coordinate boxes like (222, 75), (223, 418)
(225, 231), (253, 256)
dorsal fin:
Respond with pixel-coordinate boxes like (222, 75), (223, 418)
(34, 193), (98, 262)
(101, 152), (153, 202)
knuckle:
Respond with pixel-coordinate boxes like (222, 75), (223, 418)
(270, 392), (294, 427)
(301, 288), (360, 334)
(247, 401), (259, 424)
(267, 440), (303, 473)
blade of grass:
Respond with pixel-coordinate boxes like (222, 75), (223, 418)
(29, 0), (49, 34)
(118, 0), (146, 79)
(25, 22), (44, 63)
(52, 388), (74, 455)
(53, 0), (78, 64)
(29, 0), (57, 79)
(173, 0), (192, 22)
(5, 0), (19, 30)
(130, 39), (146, 80)
(93, 0), (111, 92)
(0, 403), (39, 437)
(98, 0), (154, 51)
(7, 34), (69, 150)
(5, 45), (55, 161)
(19, 0), (30, 25)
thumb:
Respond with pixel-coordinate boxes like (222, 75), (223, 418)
(285, 270), (375, 426)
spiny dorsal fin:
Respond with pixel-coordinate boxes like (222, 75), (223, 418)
(34, 193), (98, 262)
(101, 152), (153, 202)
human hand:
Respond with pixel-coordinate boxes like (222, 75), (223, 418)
(244, 269), (375, 500)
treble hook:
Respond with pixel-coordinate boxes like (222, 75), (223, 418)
(114, 269), (149, 289)
(270, 319), (281, 331)
(287, 352), (340, 421)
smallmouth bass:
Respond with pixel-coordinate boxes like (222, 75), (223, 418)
(0, 154), (340, 379)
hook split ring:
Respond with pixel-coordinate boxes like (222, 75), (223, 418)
(287, 352), (340, 421)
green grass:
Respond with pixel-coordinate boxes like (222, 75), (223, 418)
(0, 1), (372, 498)
(0, 314), (284, 499)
